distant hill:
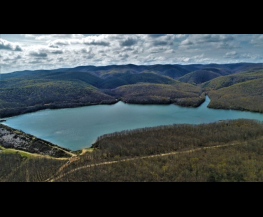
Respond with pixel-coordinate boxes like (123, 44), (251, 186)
(1, 63), (263, 118)
(202, 69), (263, 91)
(40, 71), (103, 88)
(3, 63), (261, 81)
(179, 70), (220, 84)
(98, 72), (178, 89)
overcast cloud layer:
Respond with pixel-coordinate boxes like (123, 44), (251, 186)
(1, 34), (263, 74)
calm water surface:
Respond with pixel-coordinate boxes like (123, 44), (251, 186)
(4, 96), (263, 151)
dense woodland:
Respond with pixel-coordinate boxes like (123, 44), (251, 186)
(1, 119), (263, 182)
(0, 153), (66, 182)
(112, 83), (205, 106)
(203, 69), (263, 113)
(58, 140), (263, 182)
(1, 63), (263, 118)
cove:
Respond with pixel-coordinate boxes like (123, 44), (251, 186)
(3, 96), (263, 151)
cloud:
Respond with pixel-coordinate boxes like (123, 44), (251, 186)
(175, 34), (186, 39)
(180, 39), (193, 46)
(225, 51), (238, 57)
(23, 34), (84, 40)
(29, 51), (48, 58)
(49, 44), (59, 48)
(149, 47), (166, 53)
(180, 34), (235, 49)
(48, 39), (70, 46)
(80, 48), (89, 53)
(250, 34), (263, 46)
(57, 57), (64, 62)
(29, 60), (44, 64)
(84, 41), (110, 46)
(15, 55), (22, 60)
(1, 34), (262, 74)
(51, 50), (63, 54)
(143, 34), (175, 47)
(3, 55), (22, 62)
(118, 53), (129, 60)
(82, 37), (110, 46)
(47, 35), (111, 47)
(148, 34), (167, 38)
(240, 53), (263, 61)
(0, 39), (23, 51)
(120, 38), (138, 46)
(152, 41), (172, 46)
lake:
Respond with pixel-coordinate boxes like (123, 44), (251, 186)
(3, 96), (263, 151)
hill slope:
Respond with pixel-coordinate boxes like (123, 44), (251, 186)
(1, 63), (263, 118)
(112, 83), (205, 107)
(0, 124), (71, 158)
(207, 78), (263, 113)
(202, 69), (263, 91)
(179, 70), (221, 84)
(0, 80), (115, 118)
(98, 72), (178, 89)
(3, 63), (261, 80)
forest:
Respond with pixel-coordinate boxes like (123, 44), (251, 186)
(203, 69), (263, 113)
(1, 119), (263, 182)
(1, 63), (263, 118)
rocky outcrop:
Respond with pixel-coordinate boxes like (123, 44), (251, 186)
(0, 124), (72, 158)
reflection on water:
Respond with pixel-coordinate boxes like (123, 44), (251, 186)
(4, 96), (263, 151)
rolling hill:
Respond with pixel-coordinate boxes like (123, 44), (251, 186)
(202, 69), (263, 91)
(98, 72), (178, 89)
(207, 78), (263, 113)
(179, 70), (221, 84)
(0, 80), (116, 118)
(2, 63), (261, 80)
(112, 83), (205, 107)
(1, 63), (263, 118)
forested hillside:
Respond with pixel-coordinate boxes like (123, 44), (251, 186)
(2, 119), (263, 182)
(111, 83), (205, 107)
(98, 72), (178, 89)
(202, 69), (263, 91)
(207, 78), (263, 113)
(203, 69), (263, 113)
(0, 80), (116, 118)
(1, 63), (262, 118)
(179, 70), (221, 84)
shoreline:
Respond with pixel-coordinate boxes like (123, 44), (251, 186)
(0, 97), (206, 119)
(2, 94), (263, 156)
(0, 123), (73, 158)
(2, 117), (263, 158)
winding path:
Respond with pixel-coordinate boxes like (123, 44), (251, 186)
(47, 142), (243, 182)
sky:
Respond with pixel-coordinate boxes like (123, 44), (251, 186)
(1, 34), (263, 74)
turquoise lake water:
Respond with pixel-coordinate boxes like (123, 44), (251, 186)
(3, 96), (263, 151)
